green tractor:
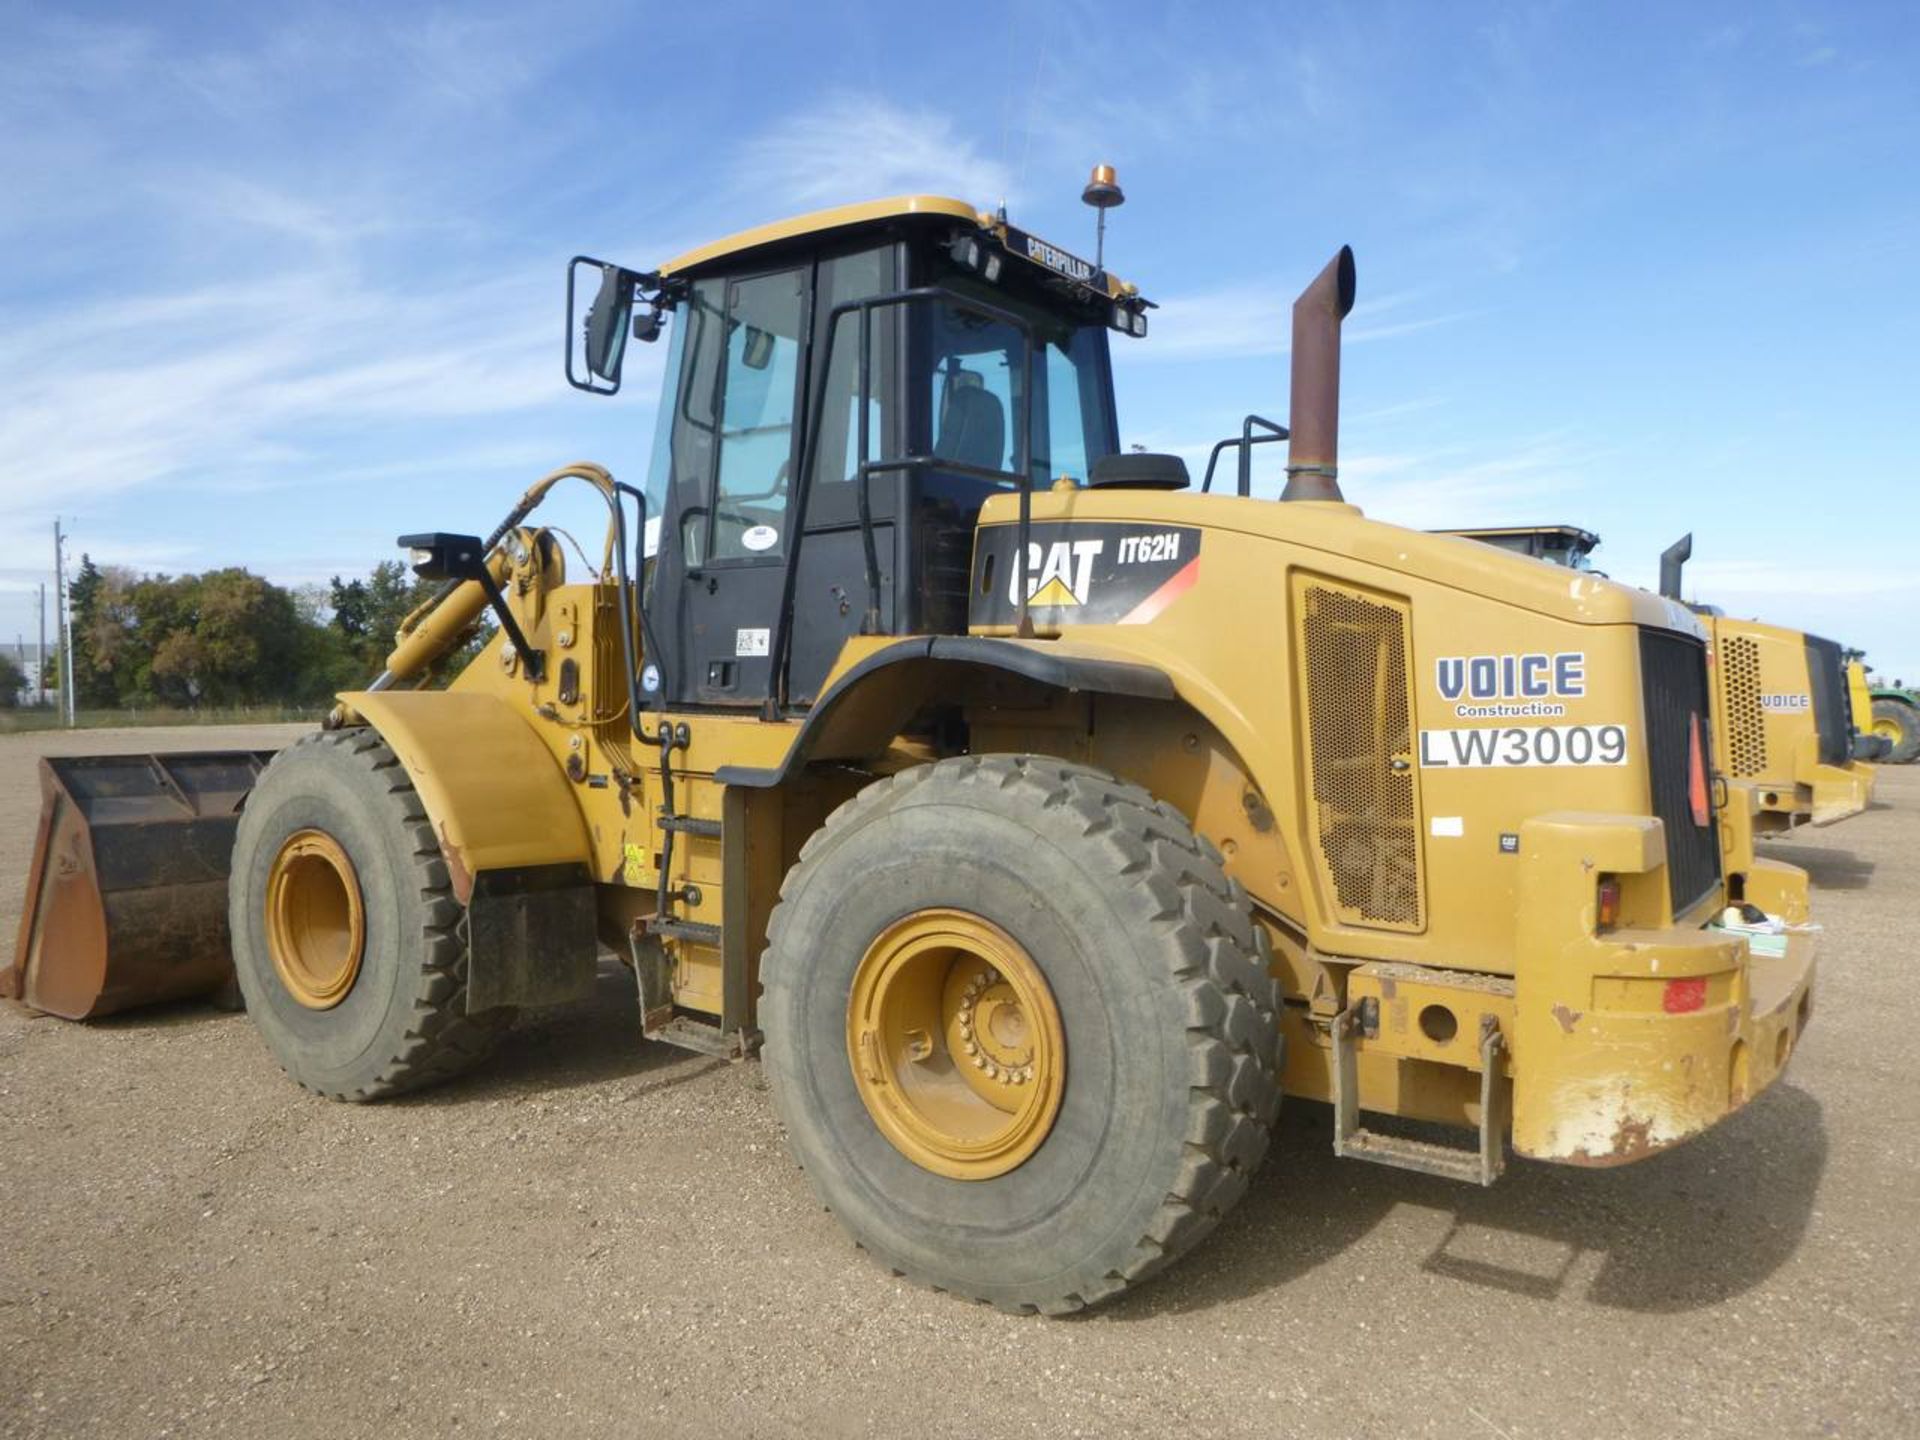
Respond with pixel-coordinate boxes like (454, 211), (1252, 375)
(1860, 665), (1920, 764)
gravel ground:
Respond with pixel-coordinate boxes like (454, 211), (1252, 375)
(2, 725), (1915, 1438)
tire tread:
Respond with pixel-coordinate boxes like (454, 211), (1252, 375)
(235, 729), (511, 1103)
(761, 753), (1281, 1313)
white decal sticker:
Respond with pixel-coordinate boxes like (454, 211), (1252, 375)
(1017, 233), (1095, 283)
(1010, 538), (1104, 608)
(741, 524), (779, 552)
(640, 663), (661, 693)
(734, 628), (770, 658)
(1115, 531), (1184, 565)
(1430, 816), (1465, 837)
(1759, 693), (1809, 713)
(1419, 723), (1630, 769)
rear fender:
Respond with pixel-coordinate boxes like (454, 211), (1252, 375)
(343, 689), (598, 1010)
(712, 634), (1309, 958)
(712, 636), (1179, 785)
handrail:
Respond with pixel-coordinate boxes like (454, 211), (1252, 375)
(1199, 414), (1291, 496)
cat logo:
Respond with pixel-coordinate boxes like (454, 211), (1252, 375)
(1011, 538), (1104, 608)
(970, 521), (1202, 629)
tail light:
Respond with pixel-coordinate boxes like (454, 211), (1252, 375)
(1596, 877), (1622, 931)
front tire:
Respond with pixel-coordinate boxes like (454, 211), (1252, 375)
(228, 729), (513, 1101)
(1871, 698), (1920, 764)
(760, 755), (1281, 1314)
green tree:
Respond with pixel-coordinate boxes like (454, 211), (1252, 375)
(329, 560), (484, 682)
(141, 569), (313, 707)
(47, 552), (489, 713)
(64, 555), (119, 708)
(0, 651), (25, 709)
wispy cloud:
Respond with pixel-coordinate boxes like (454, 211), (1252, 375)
(1117, 427), (1601, 516)
(1344, 434), (1603, 529)
(0, 265), (567, 516)
(0, 9), (657, 562)
(1137, 284), (1473, 363)
(732, 95), (1016, 212)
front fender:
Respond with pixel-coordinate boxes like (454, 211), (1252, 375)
(339, 689), (592, 904)
(339, 689), (598, 1012)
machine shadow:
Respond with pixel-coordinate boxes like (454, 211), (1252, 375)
(402, 959), (721, 1106)
(1103, 1082), (1827, 1320)
(1764, 843), (1875, 890)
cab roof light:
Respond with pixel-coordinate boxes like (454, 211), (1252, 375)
(947, 233), (1003, 283)
(1110, 301), (1149, 338)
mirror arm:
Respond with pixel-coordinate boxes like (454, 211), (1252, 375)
(469, 564), (544, 683)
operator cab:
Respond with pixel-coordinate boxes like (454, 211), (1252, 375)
(1440, 524), (1605, 574)
(568, 195), (1152, 712)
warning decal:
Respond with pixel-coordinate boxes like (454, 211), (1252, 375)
(969, 522), (1203, 627)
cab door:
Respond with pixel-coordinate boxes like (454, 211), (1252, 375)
(652, 266), (808, 707)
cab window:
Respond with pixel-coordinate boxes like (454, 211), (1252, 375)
(711, 268), (806, 560)
(645, 277), (725, 570)
(923, 287), (1116, 487)
(812, 246), (900, 491)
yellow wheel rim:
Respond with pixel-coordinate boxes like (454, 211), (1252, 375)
(1872, 715), (1902, 741)
(846, 908), (1065, 1181)
(266, 829), (366, 1010)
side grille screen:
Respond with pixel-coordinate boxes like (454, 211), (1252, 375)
(1295, 578), (1424, 931)
(1804, 635), (1850, 766)
(1721, 634), (1767, 777)
(1640, 629), (1723, 915)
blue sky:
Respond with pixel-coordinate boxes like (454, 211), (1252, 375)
(3, 1), (1916, 679)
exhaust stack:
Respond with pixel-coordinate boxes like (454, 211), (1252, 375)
(1282, 245), (1358, 503)
(1659, 533), (1692, 600)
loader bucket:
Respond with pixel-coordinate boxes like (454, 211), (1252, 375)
(4, 751), (276, 1020)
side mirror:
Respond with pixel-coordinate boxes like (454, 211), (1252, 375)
(585, 265), (633, 379)
(742, 324), (775, 370)
(567, 256), (638, 395)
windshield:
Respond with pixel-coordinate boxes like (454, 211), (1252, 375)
(924, 284), (1116, 488)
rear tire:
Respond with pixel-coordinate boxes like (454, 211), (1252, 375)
(228, 728), (513, 1101)
(1872, 698), (1920, 764)
(760, 754), (1281, 1314)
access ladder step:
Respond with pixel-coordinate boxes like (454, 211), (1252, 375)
(1337, 1128), (1494, 1185)
(1331, 1001), (1509, 1187)
(649, 918), (721, 946)
(659, 814), (722, 838)
(651, 1014), (761, 1060)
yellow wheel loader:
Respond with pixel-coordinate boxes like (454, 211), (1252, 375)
(7, 182), (1818, 1313)
(1444, 525), (1876, 833)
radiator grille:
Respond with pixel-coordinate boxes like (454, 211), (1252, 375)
(1804, 634), (1850, 766)
(1641, 628), (1723, 915)
(1721, 634), (1767, 777)
(1296, 580), (1424, 930)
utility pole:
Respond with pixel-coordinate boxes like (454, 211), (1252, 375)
(36, 583), (46, 706)
(53, 520), (75, 726)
